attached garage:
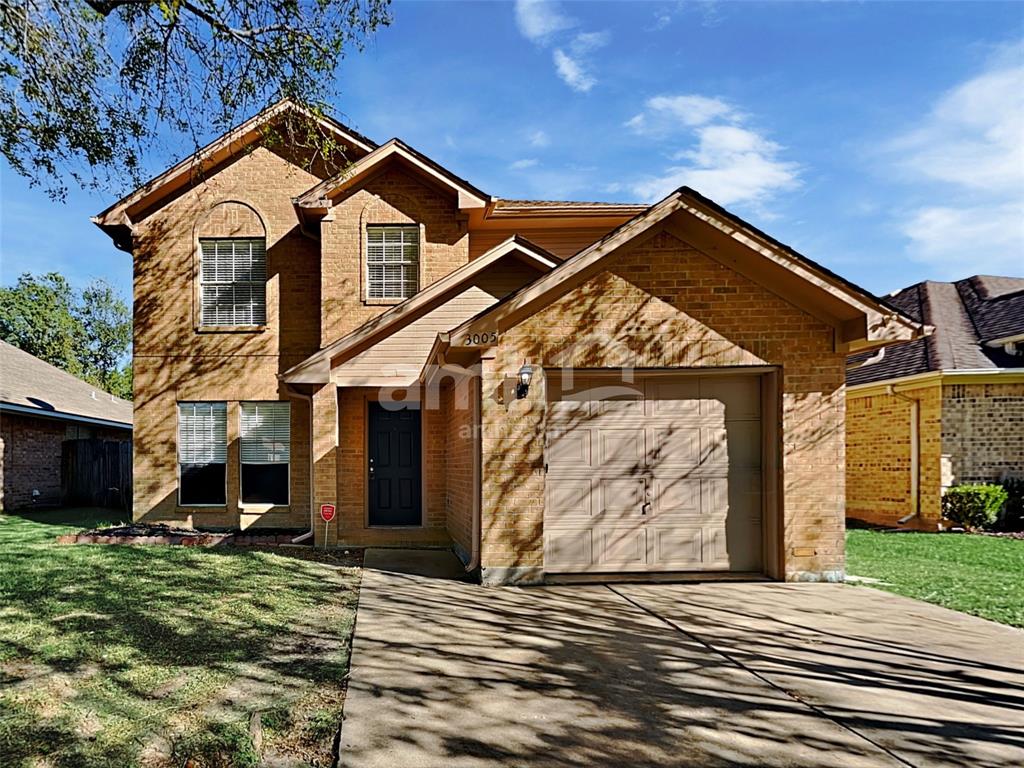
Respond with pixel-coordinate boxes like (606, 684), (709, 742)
(544, 371), (769, 574)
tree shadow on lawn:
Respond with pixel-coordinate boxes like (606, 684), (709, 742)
(0, 519), (360, 768)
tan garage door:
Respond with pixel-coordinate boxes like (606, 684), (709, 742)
(544, 373), (763, 573)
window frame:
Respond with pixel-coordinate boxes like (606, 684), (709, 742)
(176, 401), (228, 508)
(197, 237), (268, 330)
(364, 224), (421, 303)
(238, 401), (291, 508)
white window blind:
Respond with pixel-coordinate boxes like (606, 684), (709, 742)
(366, 225), (419, 299)
(240, 402), (291, 463)
(178, 402), (227, 464)
(200, 238), (267, 326)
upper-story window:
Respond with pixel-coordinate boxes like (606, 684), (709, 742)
(199, 238), (267, 326)
(366, 225), (419, 300)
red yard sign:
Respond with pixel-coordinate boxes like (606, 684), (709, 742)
(320, 504), (336, 523)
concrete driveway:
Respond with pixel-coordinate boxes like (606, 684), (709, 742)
(341, 550), (1024, 768)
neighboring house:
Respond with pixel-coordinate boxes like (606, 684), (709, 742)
(93, 99), (922, 584)
(0, 341), (132, 510)
(847, 275), (1024, 527)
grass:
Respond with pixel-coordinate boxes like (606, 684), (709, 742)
(0, 508), (361, 768)
(846, 528), (1024, 628)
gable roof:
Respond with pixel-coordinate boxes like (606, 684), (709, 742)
(444, 186), (924, 354)
(0, 341), (132, 429)
(294, 138), (489, 214)
(282, 235), (558, 384)
(847, 275), (1024, 386)
(93, 98), (378, 249)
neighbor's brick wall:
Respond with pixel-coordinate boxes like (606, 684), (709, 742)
(846, 383), (943, 527)
(131, 146), (322, 529)
(0, 413), (64, 509)
(319, 167), (470, 347)
(481, 229), (847, 581)
(941, 382), (1024, 485)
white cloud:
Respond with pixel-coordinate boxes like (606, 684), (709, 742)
(510, 158), (539, 170)
(553, 49), (596, 93)
(627, 95), (738, 135)
(514, 2), (607, 93)
(626, 94), (800, 208)
(527, 129), (549, 148)
(889, 45), (1024, 276)
(514, 0), (575, 44)
(902, 202), (1024, 278)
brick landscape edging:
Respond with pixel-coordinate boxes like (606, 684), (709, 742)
(55, 532), (304, 547)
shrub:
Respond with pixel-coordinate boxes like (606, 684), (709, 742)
(996, 477), (1024, 532)
(941, 484), (1009, 530)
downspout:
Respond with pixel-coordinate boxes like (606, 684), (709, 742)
(284, 384), (316, 543)
(466, 369), (482, 573)
(887, 384), (920, 525)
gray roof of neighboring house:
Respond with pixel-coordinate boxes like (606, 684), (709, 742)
(0, 341), (133, 428)
(847, 274), (1024, 386)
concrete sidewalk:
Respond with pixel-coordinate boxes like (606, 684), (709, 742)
(341, 552), (1024, 768)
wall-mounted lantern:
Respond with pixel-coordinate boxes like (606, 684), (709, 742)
(516, 363), (534, 399)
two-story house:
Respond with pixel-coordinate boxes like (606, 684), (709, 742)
(94, 99), (923, 585)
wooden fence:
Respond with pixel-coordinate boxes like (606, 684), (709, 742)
(61, 439), (133, 511)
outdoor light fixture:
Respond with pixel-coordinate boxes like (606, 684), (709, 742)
(516, 363), (534, 399)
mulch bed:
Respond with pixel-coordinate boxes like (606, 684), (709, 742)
(56, 523), (319, 548)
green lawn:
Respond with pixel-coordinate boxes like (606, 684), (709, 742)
(0, 509), (361, 768)
(846, 528), (1024, 628)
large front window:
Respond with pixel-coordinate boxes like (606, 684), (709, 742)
(366, 225), (419, 300)
(199, 238), (267, 326)
(240, 402), (290, 505)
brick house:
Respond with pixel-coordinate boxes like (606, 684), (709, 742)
(847, 276), (1024, 528)
(0, 341), (132, 510)
(93, 100), (923, 584)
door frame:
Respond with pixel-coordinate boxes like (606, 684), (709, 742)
(540, 366), (782, 577)
(362, 392), (426, 529)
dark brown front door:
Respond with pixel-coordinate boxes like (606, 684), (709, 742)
(368, 402), (422, 526)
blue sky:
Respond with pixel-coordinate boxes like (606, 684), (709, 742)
(1, 0), (1022, 301)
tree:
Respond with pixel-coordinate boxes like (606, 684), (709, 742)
(0, 0), (392, 199)
(0, 272), (133, 399)
(76, 279), (132, 397)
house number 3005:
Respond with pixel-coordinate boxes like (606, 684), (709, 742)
(463, 331), (498, 346)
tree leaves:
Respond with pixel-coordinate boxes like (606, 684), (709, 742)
(0, 272), (133, 398)
(0, 0), (391, 199)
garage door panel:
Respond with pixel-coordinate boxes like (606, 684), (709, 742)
(649, 426), (700, 468)
(646, 378), (701, 417)
(649, 526), (703, 568)
(705, 377), (760, 420)
(546, 529), (593, 569)
(547, 428), (592, 468)
(702, 426), (729, 467)
(650, 477), (700, 518)
(597, 428), (645, 466)
(597, 528), (647, 567)
(598, 477), (645, 518)
(546, 478), (594, 523)
(722, 421), (762, 469)
(707, 523), (762, 571)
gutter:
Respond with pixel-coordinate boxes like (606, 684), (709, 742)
(886, 384), (921, 525)
(0, 403), (132, 431)
(284, 384), (316, 544)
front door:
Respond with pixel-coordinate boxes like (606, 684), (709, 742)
(368, 402), (422, 526)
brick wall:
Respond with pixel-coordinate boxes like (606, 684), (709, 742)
(132, 146), (321, 529)
(846, 383), (943, 526)
(444, 379), (476, 561)
(942, 382), (1024, 484)
(0, 413), (64, 509)
(319, 167), (470, 347)
(481, 229), (847, 582)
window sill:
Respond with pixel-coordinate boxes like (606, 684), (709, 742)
(363, 297), (408, 306)
(195, 325), (267, 334)
(239, 503), (290, 512)
(177, 504), (227, 510)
